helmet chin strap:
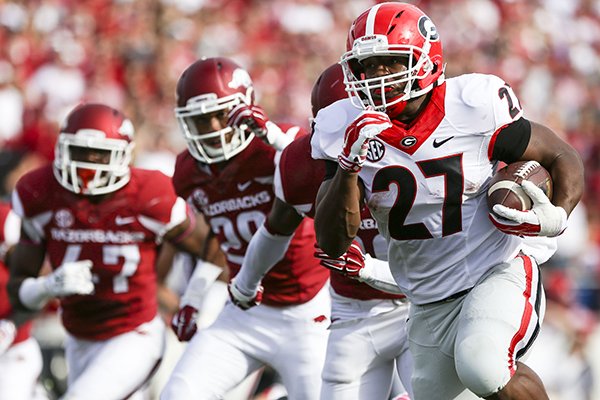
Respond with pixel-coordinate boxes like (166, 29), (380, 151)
(385, 99), (408, 119)
(77, 168), (96, 190)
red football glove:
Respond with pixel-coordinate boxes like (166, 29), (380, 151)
(228, 103), (269, 138)
(314, 241), (365, 278)
(171, 305), (198, 342)
(228, 279), (264, 310)
(489, 180), (568, 237)
(338, 110), (392, 172)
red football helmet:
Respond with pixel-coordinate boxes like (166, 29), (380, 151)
(340, 2), (445, 115)
(310, 63), (348, 118)
(53, 103), (135, 195)
(175, 57), (255, 164)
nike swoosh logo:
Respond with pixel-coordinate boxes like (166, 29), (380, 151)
(237, 181), (252, 191)
(115, 216), (136, 226)
(432, 136), (454, 148)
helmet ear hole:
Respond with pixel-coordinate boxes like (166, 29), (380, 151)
(348, 59), (364, 80)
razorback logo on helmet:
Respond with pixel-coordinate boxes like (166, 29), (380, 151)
(228, 68), (252, 90)
(118, 119), (135, 139)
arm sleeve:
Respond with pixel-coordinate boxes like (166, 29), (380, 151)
(179, 260), (223, 309)
(490, 117), (531, 163)
(233, 223), (294, 296)
(358, 255), (404, 295)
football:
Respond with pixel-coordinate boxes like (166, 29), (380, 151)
(487, 161), (553, 216)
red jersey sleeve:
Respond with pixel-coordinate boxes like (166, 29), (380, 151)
(134, 169), (189, 240)
(275, 135), (325, 218)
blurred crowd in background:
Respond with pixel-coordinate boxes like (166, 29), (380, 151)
(0, 0), (599, 399)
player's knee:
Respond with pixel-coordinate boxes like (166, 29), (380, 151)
(321, 359), (356, 384)
(455, 334), (510, 397)
(160, 375), (199, 400)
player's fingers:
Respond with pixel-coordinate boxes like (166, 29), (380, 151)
(492, 204), (528, 223)
(520, 180), (549, 204)
(320, 261), (344, 271)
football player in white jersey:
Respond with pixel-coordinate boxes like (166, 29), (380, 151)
(231, 63), (413, 400)
(311, 2), (584, 400)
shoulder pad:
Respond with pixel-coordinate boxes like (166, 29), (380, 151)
(445, 73), (522, 135)
(311, 99), (361, 161)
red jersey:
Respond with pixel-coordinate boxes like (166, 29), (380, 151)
(173, 134), (329, 306)
(13, 167), (189, 340)
(276, 135), (405, 301)
(0, 202), (32, 345)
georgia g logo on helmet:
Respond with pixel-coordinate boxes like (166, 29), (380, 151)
(418, 15), (439, 41)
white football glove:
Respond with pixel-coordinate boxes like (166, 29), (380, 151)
(45, 260), (95, 297)
(491, 180), (568, 237)
(338, 110), (392, 172)
(228, 276), (263, 310)
(0, 319), (16, 355)
(19, 260), (95, 310)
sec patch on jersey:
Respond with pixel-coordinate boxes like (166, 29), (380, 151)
(487, 161), (553, 216)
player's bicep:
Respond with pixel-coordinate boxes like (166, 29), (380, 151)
(316, 166), (365, 210)
(519, 121), (573, 167)
(266, 198), (303, 236)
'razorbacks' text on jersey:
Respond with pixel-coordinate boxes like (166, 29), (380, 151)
(312, 73), (556, 304)
(276, 135), (404, 301)
(12, 167), (188, 339)
(173, 134), (329, 306)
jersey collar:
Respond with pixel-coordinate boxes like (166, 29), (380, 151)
(377, 82), (447, 155)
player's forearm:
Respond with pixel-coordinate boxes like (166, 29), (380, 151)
(359, 255), (404, 295)
(314, 169), (362, 257)
(526, 122), (584, 215)
(15, 276), (53, 311)
(180, 260), (223, 308)
(546, 150), (584, 216)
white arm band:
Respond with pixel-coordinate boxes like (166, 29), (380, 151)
(18, 277), (51, 311)
(358, 255), (404, 295)
(234, 223), (293, 296)
(180, 260), (222, 309)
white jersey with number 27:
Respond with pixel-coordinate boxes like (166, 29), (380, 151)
(311, 73), (556, 305)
